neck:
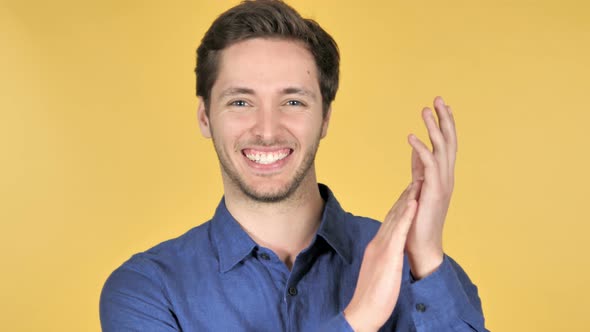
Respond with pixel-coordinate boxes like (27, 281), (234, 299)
(223, 173), (325, 270)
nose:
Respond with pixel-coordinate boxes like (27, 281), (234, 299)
(251, 104), (281, 142)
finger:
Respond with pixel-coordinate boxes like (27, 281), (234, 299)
(433, 97), (456, 148)
(409, 179), (423, 202)
(411, 147), (424, 182)
(434, 97), (457, 170)
(382, 181), (421, 239)
(396, 182), (414, 203)
(408, 134), (439, 188)
(383, 182), (414, 227)
(421, 107), (448, 183)
(389, 200), (418, 254)
(422, 107), (447, 159)
(446, 105), (458, 170)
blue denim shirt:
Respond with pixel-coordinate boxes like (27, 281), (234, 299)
(100, 184), (487, 331)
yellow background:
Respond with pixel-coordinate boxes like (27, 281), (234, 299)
(2, 0), (589, 330)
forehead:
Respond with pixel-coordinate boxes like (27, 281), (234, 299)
(212, 38), (320, 97)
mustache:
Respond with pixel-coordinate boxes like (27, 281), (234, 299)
(237, 137), (294, 149)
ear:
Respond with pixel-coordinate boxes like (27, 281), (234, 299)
(197, 96), (212, 138)
(320, 106), (332, 139)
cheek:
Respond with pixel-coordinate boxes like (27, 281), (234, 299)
(283, 114), (324, 141)
(212, 115), (253, 147)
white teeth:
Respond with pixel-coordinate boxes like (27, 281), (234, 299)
(245, 151), (289, 164)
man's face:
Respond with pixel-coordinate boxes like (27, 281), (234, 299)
(198, 38), (331, 202)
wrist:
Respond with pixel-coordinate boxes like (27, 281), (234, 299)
(343, 306), (378, 332)
(407, 249), (444, 280)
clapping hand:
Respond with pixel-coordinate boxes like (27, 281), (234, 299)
(344, 97), (457, 332)
(406, 96), (455, 279)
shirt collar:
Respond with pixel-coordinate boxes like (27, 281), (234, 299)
(315, 184), (353, 264)
(210, 199), (257, 274)
(210, 183), (353, 274)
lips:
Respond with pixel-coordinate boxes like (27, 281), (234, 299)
(242, 148), (292, 164)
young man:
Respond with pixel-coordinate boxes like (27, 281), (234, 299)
(100, 1), (488, 331)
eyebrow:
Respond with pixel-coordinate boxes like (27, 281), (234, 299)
(219, 87), (255, 99)
(282, 87), (317, 99)
(218, 86), (317, 99)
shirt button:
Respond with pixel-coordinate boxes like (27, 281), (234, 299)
(415, 303), (427, 312)
(259, 253), (270, 260)
(288, 287), (298, 296)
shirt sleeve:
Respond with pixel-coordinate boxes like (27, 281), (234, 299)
(99, 256), (180, 332)
(404, 254), (489, 332)
(316, 312), (355, 332)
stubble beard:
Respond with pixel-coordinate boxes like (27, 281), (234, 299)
(212, 134), (321, 203)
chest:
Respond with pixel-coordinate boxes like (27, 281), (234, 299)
(166, 250), (359, 332)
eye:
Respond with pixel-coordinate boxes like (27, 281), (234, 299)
(285, 100), (305, 107)
(229, 100), (249, 107)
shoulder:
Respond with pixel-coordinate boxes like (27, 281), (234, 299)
(343, 211), (381, 240)
(101, 220), (215, 297)
(135, 220), (213, 270)
(335, 210), (383, 263)
(320, 183), (382, 243)
(143, 221), (214, 263)
(100, 223), (213, 330)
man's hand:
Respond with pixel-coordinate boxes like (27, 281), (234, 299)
(406, 96), (457, 279)
(343, 97), (457, 331)
(343, 183), (419, 332)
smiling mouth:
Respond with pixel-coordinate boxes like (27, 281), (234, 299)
(242, 148), (293, 165)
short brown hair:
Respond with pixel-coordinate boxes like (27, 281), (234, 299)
(195, 0), (340, 117)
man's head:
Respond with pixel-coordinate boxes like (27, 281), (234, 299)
(195, 0), (340, 203)
(195, 0), (339, 117)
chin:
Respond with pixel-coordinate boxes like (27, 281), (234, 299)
(218, 140), (318, 204)
(239, 179), (300, 203)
